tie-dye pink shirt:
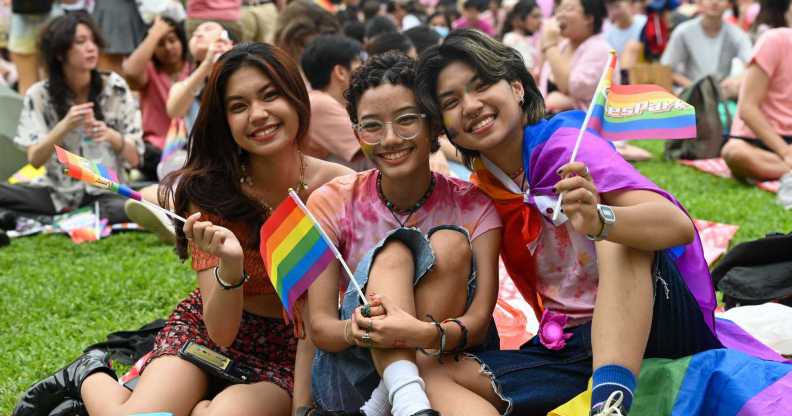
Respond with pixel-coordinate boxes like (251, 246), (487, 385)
(307, 170), (502, 276)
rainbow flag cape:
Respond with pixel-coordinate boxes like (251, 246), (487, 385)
(588, 51), (697, 141)
(55, 146), (141, 200)
(260, 190), (335, 317)
(550, 340), (792, 416)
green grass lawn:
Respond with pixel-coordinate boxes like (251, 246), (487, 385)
(1, 140), (790, 412)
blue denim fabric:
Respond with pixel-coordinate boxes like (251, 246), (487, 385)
(470, 250), (723, 416)
(312, 226), (499, 412)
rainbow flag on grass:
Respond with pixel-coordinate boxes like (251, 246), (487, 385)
(260, 190), (335, 317)
(588, 51), (696, 141)
(55, 146), (141, 200)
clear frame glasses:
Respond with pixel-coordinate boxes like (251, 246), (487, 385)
(353, 113), (427, 145)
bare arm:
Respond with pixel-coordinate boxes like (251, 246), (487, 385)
(292, 335), (316, 414)
(558, 163), (695, 252)
(122, 17), (173, 90)
(544, 45), (573, 94)
(738, 65), (789, 157)
(186, 212), (246, 347)
(167, 63), (210, 118)
(600, 189), (695, 251)
(306, 261), (351, 353)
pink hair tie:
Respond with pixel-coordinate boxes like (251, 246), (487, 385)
(538, 309), (573, 351)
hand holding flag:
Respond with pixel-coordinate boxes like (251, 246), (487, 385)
(552, 51), (696, 222)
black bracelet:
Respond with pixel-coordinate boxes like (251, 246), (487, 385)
(214, 266), (249, 290)
(418, 314), (446, 362)
(442, 318), (469, 360)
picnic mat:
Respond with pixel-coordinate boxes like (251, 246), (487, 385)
(678, 158), (780, 193)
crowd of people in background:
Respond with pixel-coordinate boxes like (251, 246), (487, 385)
(2, 0), (792, 415)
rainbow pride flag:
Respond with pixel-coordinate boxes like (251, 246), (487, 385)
(588, 51), (696, 141)
(260, 190), (335, 317)
(55, 146), (141, 200)
(550, 342), (792, 416)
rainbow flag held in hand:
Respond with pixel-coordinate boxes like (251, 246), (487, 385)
(55, 146), (141, 201)
(588, 51), (697, 141)
(260, 190), (335, 317)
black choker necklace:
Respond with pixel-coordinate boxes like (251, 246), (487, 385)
(376, 171), (436, 227)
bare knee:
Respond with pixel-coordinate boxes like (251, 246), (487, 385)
(428, 229), (472, 281)
(372, 239), (413, 271)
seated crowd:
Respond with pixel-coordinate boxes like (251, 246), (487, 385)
(1, 0), (791, 415)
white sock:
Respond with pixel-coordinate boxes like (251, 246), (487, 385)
(360, 380), (392, 416)
(382, 360), (432, 416)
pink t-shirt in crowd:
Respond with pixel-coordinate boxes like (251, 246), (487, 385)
(730, 28), (792, 139)
(306, 90), (360, 163)
(453, 17), (496, 37)
(141, 62), (192, 149)
(187, 0), (242, 21)
(539, 33), (620, 111)
(307, 170), (502, 279)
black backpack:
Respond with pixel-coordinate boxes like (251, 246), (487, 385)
(665, 76), (732, 160)
(711, 232), (792, 309)
(84, 319), (166, 365)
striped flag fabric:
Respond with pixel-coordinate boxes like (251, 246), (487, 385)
(260, 190), (335, 317)
(588, 51), (697, 141)
(55, 146), (141, 200)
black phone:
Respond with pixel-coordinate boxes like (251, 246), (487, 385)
(178, 341), (254, 384)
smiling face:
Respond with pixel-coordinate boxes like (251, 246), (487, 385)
(556, 0), (594, 42)
(225, 66), (299, 157)
(64, 23), (99, 72)
(356, 84), (431, 180)
(435, 60), (525, 156)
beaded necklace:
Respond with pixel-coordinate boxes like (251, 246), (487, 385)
(376, 171), (436, 228)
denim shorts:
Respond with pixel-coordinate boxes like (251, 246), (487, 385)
(470, 250), (723, 416)
(312, 226), (500, 412)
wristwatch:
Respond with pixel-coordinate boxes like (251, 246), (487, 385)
(586, 204), (616, 241)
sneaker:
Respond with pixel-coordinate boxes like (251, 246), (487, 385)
(590, 391), (626, 416)
(778, 171), (792, 210)
(124, 200), (176, 245)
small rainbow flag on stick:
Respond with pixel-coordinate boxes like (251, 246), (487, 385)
(588, 51), (696, 141)
(55, 146), (187, 223)
(552, 51), (696, 222)
(56, 146), (141, 200)
(261, 189), (367, 317)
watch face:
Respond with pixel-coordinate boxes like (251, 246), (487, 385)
(599, 205), (616, 223)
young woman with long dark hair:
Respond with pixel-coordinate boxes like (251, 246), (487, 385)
(13, 42), (352, 416)
(0, 12), (142, 225)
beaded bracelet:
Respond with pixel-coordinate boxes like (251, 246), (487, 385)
(442, 318), (469, 360)
(418, 314), (446, 362)
(214, 266), (249, 290)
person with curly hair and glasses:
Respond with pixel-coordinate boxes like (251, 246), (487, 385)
(301, 51), (502, 416)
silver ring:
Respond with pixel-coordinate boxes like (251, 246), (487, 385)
(367, 319), (373, 332)
(582, 165), (590, 177)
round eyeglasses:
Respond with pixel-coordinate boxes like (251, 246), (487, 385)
(353, 113), (427, 146)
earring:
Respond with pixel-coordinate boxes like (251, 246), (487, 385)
(519, 95), (525, 106)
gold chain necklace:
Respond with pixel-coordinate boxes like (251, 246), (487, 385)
(241, 150), (307, 212)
